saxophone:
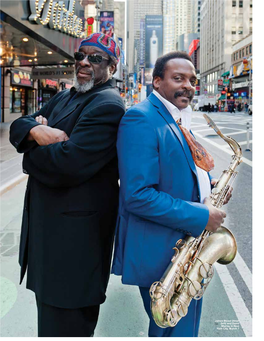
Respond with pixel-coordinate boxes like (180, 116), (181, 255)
(149, 114), (242, 328)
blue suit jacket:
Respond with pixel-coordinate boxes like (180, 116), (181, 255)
(112, 93), (211, 287)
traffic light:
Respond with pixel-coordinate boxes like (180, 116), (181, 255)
(138, 84), (142, 92)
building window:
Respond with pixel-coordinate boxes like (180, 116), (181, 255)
(236, 52), (238, 59)
(249, 44), (252, 53)
(239, 50), (241, 58)
(238, 27), (243, 34)
(242, 49), (244, 57)
(232, 0), (236, 6)
(239, 0), (243, 8)
(232, 29), (236, 35)
(246, 46), (248, 54)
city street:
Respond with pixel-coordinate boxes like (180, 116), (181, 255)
(0, 111), (252, 337)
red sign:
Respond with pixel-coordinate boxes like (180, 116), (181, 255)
(46, 79), (57, 86)
(218, 79), (223, 86)
(87, 17), (94, 25)
(189, 39), (199, 56)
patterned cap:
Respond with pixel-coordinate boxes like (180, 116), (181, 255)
(79, 33), (120, 63)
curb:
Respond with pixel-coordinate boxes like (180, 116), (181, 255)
(0, 174), (28, 196)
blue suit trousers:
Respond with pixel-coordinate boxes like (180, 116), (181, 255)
(139, 287), (203, 337)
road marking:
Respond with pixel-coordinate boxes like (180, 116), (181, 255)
(236, 140), (252, 146)
(233, 252), (252, 294)
(0, 277), (18, 319)
(194, 131), (252, 167)
(215, 263), (252, 337)
(223, 131), (249, 136)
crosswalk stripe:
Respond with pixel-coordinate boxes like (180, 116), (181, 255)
(215, 263), (252, 337)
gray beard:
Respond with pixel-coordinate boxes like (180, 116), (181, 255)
(73, 73), (95, 93)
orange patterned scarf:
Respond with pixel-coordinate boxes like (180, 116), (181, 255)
(177, 119), (214, 172)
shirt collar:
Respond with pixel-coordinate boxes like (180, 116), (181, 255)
(152, 89), (192, 130)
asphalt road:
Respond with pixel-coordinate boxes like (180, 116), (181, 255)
(0, 111), (253, 337)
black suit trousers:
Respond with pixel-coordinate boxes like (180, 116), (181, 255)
(35, 295), (100, 337)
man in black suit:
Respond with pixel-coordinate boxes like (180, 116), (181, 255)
(9, 33), (125, 337)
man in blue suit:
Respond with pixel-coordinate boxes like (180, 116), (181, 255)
(112, 51), (229, 337)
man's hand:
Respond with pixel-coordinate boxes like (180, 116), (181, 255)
(211, 179), (233, 205)
(28, 125), (69, 146)
(204, 197), (226, 233)
(35, 115), (48, 126)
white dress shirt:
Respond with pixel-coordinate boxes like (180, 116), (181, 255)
(153, 90), (211, 203)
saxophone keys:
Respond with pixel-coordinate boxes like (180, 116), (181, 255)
(199, 263), (214, 279)
(176, 302), (188, 317)
(188, 280), (202, 297)
(164, 309), (177, 327)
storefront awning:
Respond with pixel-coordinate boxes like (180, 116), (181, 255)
(218, 95), (226, 100)
(221, 71), (230, 77)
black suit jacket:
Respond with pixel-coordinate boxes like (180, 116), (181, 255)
(9, 79), (125, 308)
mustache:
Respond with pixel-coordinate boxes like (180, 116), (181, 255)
(76, 66), (94, 76)
(174, 90), (193, 100)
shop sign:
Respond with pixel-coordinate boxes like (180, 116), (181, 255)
(46, 79), (58, 86)
(32, 67), (75, 79)
(218, 79), (223, 91)
(189, 39), (199, 56)
(232, 81), (252, 90)
(28, 0), (85, 38)
(40, 79), (59, 89)
(11, 70), (33, 87)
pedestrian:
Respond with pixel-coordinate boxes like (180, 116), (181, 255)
(9, 33), (125, 337)
(207, 103), (211, 112)
(112, 51), (231, 337)
(214, 104), (218, 112)
(245, 103), (248, 113)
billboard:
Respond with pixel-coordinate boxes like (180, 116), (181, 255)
(99, 11), (114, 37)
(145, 15), (163, 69)
(189, 39), (199, 56)
(139, 19), (145, 67)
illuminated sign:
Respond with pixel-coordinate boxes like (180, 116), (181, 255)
(11, 70), (33, 87)
(29, 0), (85, 38)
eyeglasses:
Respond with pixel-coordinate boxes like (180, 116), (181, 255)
(74, 52), (109, 64)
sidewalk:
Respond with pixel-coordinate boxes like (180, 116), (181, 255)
(0, 122), (17, 163)
(0, 122), (26, 194)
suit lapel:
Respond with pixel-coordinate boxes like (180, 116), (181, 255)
(48, 91), (81, 127)
(148, 93), (197, 176)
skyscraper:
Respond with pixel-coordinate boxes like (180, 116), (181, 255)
(127, 0), (162, 73)
(200, 0), (252, 97)
(163, 0), (176, 54)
